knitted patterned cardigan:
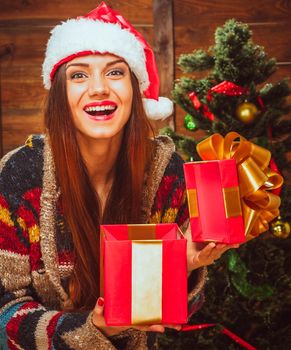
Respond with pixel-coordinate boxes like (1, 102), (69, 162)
(0, 135), (206, 350)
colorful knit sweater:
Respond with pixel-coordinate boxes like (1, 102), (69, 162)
(0, 135), (206, 350)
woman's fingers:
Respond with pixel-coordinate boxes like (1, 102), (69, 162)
(191, 242), (240, 268)
(92, 297), (106, 328)
(213, 243), (239, 260)
(195, 242), (217, 263)
(94, 297), (105, 316)
(164, 324), (182, 331)
(92, 298), (182, 336)
(145, 325), (165, 333)
(136, 324), (181, 333)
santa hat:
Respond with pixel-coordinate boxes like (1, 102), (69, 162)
(42, 2), (173, 120)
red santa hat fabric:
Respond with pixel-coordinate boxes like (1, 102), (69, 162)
(42, 2), (173, 120)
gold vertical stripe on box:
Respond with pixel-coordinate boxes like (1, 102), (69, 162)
(132, 240), (162, 324)
(187, 189), (199, 217)
(222, 187), (242, 218)
(128, 224), (156, 240)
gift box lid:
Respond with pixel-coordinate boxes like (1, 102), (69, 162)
(100, 223), (185, 241)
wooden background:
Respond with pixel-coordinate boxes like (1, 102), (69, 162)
(173, 0), (291, 138)
(0, 0), (290, 155)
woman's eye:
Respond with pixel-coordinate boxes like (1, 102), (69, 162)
(107, 69), (124, 77)
(71, 72), (87, 79)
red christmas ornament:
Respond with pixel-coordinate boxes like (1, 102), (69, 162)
(188, 92), (215, 121)
(207, 81), (249, 101)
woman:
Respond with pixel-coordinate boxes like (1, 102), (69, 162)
(0, 3), (237, 349)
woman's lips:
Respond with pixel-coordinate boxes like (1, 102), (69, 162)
(87, 111), (116, 121)
(83, 101), (117, 121)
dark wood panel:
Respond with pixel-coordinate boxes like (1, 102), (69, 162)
(0, 0), (153, 23)
(260, 64), (291, 84)
(174, 0), (291, 26)
(2, 110), (44, 154)
(153, 0), (174, 96)
(1, 63), (45, 155)
(250, 23), (291, 63)
(0, 65), (42, 82)
(0, 25), (54, 67)
(1, 80), (45, 110)
(175, 22), (291, 63)
(153, 0), (174, 130)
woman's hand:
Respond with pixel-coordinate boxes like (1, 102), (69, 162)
(92, 298), (181, 337)
(185, 226), (239, 272)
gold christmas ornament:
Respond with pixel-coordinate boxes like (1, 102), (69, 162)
(236, 102), (259, 124)
(270, 217), (291, 239)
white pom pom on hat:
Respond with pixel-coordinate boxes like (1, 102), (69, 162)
(42, 1), (173, 120)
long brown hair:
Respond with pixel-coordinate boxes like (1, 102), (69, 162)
(44, 64), (154, 310)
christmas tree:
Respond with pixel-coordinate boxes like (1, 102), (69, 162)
(158, 19), (291, 349)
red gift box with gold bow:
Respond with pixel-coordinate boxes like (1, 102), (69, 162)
(100, 223), (188, 326)
(184, 132), (284, 243)
(184, 159), (245, 244)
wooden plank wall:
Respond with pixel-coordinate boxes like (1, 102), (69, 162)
(0, 0), (154, 155)
(173, 0), (291, 136)
(0, 0), (290, 155)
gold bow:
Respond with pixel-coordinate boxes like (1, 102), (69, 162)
(197, 132), (284, 240)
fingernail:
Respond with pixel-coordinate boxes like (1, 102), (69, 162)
(97, 297), (104, 306)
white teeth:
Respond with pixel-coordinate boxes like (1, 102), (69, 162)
(85, 105), (116, 112)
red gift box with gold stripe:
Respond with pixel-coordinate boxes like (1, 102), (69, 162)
(184, 159), (246, 244)
(100, 223), (187, 326)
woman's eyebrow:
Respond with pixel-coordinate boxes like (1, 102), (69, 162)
(65, 63), (89, 70)
(105, 59), (126, 67)
(65, 59), (126, 70)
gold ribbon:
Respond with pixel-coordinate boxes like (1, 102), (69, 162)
(132, 240), (163, 324)
(128, 224), (156, 240)
(187, 189), (199, 217)
(196, 132), (284, 240)
(222, 187), (242, 218)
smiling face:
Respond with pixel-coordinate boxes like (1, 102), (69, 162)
(65, 54), (133, 144)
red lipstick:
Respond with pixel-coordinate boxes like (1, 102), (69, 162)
(83, 100), (117, 121)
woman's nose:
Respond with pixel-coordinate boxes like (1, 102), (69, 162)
(88, 76), (109, 97)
